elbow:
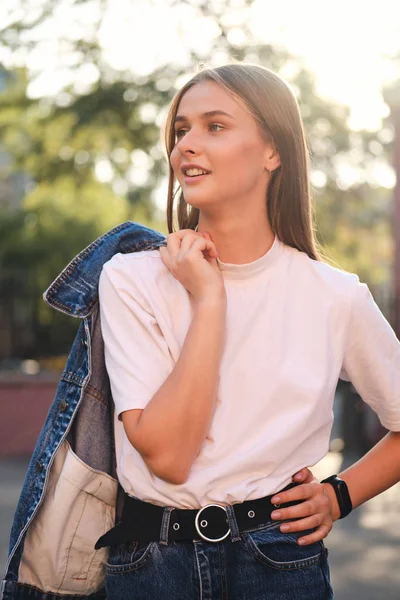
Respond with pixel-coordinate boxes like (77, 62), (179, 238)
(158, 471), (189, 486)
(124, 424), (192, 485)
(145, 455), (190, 485)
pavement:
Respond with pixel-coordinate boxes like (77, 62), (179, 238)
(1, 452), (399, 599)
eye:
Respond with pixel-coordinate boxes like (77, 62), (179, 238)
(174, 128), (188, 139)
(209, 123), (224, 132)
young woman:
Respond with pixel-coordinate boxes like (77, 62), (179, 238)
(96, 64), (400, 599)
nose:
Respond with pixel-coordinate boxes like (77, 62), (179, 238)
(176, 129), (201, 157)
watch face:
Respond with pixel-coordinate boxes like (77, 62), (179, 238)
(321, 475), (352, 519)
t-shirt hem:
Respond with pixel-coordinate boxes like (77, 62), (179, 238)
(379, 418), (400, 432)
(116, 401), (149, 420)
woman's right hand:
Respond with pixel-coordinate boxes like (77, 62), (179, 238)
(159, 229), (225, 303)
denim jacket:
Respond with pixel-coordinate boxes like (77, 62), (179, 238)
(1, 222), (166, 600)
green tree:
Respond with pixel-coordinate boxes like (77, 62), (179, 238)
(0, 0), (394, 360)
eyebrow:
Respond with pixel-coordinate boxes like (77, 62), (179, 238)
(174, 110), (236, 125)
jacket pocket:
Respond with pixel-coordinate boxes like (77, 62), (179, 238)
(19, 440), (118, 595)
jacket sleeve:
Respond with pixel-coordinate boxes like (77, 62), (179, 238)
(340, 281), (400, 431)
(99, 255), (174, 419)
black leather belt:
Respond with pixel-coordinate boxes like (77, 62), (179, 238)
(95, 483), (300, 549)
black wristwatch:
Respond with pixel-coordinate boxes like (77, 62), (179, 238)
(321, 474), (353, 519)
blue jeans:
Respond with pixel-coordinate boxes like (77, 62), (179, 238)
(105, 515), (333, 599)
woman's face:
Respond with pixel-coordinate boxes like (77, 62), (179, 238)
(170, 81), (276, 212)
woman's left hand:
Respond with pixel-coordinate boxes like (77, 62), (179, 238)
(270, 468), (333, 546)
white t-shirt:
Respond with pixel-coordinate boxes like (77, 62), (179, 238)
(99, 237), (400, 509)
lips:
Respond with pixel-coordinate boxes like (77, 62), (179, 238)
(182, 172), (210, 185)
(181, 163), (211, 177)
(185, 168), (209, 177)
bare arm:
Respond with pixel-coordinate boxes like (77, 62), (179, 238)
(123, 295), (225, 485)
(122, 230), (226, 485)
(324, 430), (400, 520)
(268, 432), (400, 545)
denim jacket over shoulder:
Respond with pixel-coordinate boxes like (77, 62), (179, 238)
(1, 221), (166, 600)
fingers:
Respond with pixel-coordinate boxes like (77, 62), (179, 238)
(271, 482), (318, 505)
(179, 234), (206, 254)
(270, 480), (333, 545)
(280, 514), (325, 534)
(179, 236), (218, 260)
(271, 485), (330, 519)
(292, 467), (314, 484)
(201, 232), (218, 258)
(202, 231), (214, 243)
(296, 523), (332, 546)
(272, 499), (321, 522)
(166, 230), (218, 260)
(166, 229), (194, 255)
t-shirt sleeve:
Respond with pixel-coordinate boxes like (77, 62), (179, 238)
(340, 281), (400, 431)
(98, 256), (174, 418)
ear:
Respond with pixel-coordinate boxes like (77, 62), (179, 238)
(264, 146), (281, 172)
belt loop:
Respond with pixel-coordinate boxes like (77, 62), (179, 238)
(225, 505), (241, 542)
(159, 507), (174, 546)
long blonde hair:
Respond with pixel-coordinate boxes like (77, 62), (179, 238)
(164, 64), (320, 261)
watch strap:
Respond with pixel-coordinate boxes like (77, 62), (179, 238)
(321, 474), (353, 519)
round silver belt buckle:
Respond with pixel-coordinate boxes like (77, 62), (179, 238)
(195, 503), (231, 543)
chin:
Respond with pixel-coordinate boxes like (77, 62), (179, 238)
(183, 194), (214, 210)
(183, 188), (226, 209)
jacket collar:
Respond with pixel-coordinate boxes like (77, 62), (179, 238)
(43, 221), (166, 318)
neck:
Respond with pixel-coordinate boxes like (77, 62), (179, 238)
(197, 215), (275, 265)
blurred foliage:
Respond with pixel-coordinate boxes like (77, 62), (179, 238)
(0, 207), (97, 357)
(0, 0), (395, 361)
